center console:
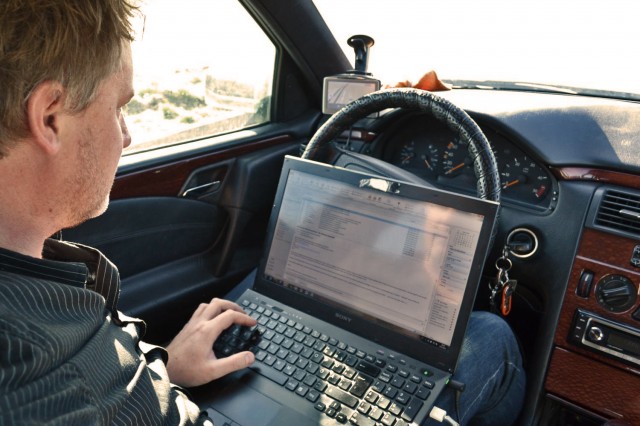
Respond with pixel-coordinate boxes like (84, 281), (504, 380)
(545, 185), (640, 424)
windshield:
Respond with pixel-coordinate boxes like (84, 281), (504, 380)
(313, 0), (640, 99)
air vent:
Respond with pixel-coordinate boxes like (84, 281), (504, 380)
(595, 189), (640, 236)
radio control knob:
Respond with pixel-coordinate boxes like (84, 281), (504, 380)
(588, 326), (604, 342)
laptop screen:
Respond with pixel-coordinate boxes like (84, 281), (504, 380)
(262, 159), (494, 351)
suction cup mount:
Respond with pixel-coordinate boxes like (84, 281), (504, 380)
(347, 35), (375, 75)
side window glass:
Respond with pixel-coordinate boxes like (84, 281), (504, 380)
(125, 0), (275, 154)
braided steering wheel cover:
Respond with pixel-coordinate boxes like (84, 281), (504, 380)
(302, 88), (501, 202)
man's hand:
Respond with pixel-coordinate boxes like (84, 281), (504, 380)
(165, 298), (257, 387)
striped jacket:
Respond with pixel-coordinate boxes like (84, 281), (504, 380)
(0, 239), (209, 425)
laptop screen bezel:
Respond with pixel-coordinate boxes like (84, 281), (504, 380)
(252, 156), (499, 373)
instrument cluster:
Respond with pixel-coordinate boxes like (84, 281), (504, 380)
(378, 114), (556, 211)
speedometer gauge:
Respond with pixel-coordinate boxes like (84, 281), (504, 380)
(500, 155), (550, 202)
(442, 138), (472, 177)
(421, 144), (440, 174)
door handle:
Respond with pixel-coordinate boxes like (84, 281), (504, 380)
(181, 180), (221, 198)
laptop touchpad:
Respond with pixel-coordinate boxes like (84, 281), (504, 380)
(207, 383), (281, 426)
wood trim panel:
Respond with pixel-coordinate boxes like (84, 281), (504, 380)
(548, 227), (640, 420)
(577, 228), (640, 275)
(553, 228), (640, 365)
(551, 166), (640, 188)
(111, 135), (293, 199)
(546, 347), (640, 422)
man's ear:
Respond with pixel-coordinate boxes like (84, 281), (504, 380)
(26, 81), (66, 155)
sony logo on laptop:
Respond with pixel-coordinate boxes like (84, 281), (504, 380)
(335, 312), (352, 323)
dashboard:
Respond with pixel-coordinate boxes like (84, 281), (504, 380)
(327, 88), (640, 424)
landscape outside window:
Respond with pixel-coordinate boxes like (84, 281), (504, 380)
(124, 0), (276, 154)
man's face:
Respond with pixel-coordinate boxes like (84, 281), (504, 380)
(58, 45), (134, 227)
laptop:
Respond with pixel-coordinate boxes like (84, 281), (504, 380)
(193, 155), (499, 426)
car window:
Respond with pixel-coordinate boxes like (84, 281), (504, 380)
(124, 0), (276, 154)
(314, 0), (640, 99)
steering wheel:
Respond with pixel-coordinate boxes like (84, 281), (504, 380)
(301, 88), (501, 203)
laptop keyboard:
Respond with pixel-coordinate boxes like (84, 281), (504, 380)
(213, 299), (436, 426)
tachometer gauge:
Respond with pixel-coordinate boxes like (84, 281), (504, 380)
(394, 140), (440, 179)
(397, 141), (416, 166)
(500, 155), (550, 202)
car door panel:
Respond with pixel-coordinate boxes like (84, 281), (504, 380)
(112, 135), (294, 198)
(64, 133), (301, 343)
(62, 196), (225, 279)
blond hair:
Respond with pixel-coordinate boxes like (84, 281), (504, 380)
(0, 0), (139, 157)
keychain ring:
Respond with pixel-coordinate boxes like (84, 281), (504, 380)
(495, 257), (512, 272)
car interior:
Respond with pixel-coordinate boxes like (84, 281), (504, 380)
(62, 0), (640, 424)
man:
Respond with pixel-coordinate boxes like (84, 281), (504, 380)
(0, 1), (524, 425)
(0, 1), (256, 424)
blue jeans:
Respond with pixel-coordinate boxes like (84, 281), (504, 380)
(423, 311), (526, 426)
(226, 272), (526, 426)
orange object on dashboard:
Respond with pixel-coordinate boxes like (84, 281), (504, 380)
(387, 70), (452, 92)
